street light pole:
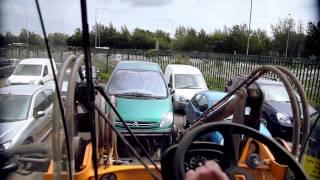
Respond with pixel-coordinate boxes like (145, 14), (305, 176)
(246, 0), (253, 55)
(94, 8), (108, 48)
(95, 9), (97, 48)
(285, 13), (291, 57)
(26, 15), (29, 46)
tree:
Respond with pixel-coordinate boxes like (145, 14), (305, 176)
(48, 33), (68, 47)
(227, 24), (248, 54)
(271, 18), (305, 57)
(131, 28), (155, 49)
(66, 28), (83, 47)
(0, 33), (7, 47)
(303, 21), (320, 57)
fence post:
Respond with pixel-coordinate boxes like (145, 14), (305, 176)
(106, 53), (109, 73)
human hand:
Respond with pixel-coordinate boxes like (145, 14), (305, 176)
(186, 161), (229, 180)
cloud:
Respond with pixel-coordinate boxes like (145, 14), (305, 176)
(120, 0), (172, 7)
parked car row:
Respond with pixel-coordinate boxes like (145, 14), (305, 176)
(0, 58), (57, 160)
(0, 58), (316, 158)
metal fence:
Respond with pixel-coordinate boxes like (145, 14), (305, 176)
(1, 48), (319, 103)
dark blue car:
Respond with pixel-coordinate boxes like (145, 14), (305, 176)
(225, 76), (317, 141)
(185, 90), (271, 144)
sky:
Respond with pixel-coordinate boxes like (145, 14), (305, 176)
(0, 0), (318, 37)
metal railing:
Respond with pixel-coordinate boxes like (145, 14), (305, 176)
(1, 48), (319, 103)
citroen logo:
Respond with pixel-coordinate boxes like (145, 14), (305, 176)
(132, 121), (139, 127)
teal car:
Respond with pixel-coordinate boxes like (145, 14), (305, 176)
(105, 61), (176, 154)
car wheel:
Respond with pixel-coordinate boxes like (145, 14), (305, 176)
(24, 137), (33, 144)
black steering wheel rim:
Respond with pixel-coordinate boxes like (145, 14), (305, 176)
(174, 122), (307, 180)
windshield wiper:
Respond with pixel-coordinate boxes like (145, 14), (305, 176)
(116, 92), (152, 97)
(178, 85), (200, 89)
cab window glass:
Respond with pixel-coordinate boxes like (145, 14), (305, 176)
(197, 96), (208, 112)
(191, 94), (202, 106)
(33, 92), (46, 117)
(43, 66), (48, 77)
(43, 89), (53, 108)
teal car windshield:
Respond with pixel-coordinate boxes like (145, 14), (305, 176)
(108, 69), (167, 98)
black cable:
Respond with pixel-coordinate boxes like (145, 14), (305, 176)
(94, 103), (161, 180)
(95, 86), (161, 172)
(34, 0), (72, 178)
(299, 112), (320, 161)
(79, 0), (99, 179)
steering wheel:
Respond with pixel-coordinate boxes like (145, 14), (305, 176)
(174, 122), (307, 180)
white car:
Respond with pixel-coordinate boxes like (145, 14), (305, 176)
(164, 64), (208, 111)
(6, 58), (57, 86)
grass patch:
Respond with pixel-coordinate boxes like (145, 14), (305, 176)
(100, 72), (112, 83)
(310, 100), (320, 111)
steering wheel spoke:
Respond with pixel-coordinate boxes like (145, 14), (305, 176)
(173, 122), (307, 180)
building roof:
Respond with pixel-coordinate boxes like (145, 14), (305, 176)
(116, 61), (161, 72)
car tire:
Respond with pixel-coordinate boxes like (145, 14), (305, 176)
(24, 137), (33, 144)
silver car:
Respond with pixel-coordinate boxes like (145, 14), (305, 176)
(0, 85), (53, 156)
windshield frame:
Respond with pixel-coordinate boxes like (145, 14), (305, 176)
(0, 94), (32, 122)
(107, 69), (169, 98)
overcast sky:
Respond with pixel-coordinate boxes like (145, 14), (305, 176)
(0, 0), (318, 36)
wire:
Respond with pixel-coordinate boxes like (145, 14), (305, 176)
(79, 0), (99, 179)
(94, 103), (161, 180)
(95, 86), (161, 172)
(299, 112), (320, 162)
(34, 0), (72, 179)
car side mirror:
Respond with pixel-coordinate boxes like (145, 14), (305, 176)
(170, 89), (175, 94)
(168, 83), (172, 88)
(36, 111), (45, 119)
(39, 80), (44, 85)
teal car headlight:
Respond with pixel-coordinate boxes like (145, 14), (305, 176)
(277, 112), (292, 126)
(160, 112), (173, 128)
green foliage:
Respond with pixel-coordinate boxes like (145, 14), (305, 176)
(48, 32), (68, 48)
(100, 72), (112, 82)
(172, 53), (191, 64)
(0, 33), (7, 46)
(303, 21), (320, 57)
(271, 18), (305, 57)
(2, 20), (319, 58)
(66, 28), (83, 47)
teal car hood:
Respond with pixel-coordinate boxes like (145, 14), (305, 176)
(116, 97), (171, 123)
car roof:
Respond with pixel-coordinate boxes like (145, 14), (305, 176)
(233, 75), (283, 85)
(166, 64), (201, 74)
(200, 90), (228, 100)
(116, 61), (161, 72)
(19, 58), (52, 65)
(0, 85), (44, 95)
